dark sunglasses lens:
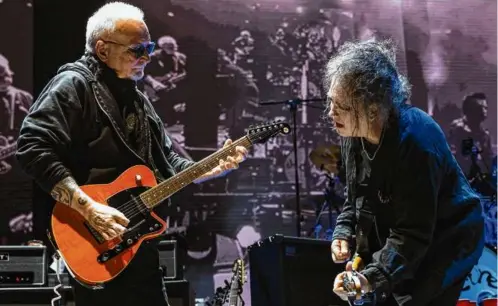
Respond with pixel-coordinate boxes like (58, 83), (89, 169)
(130, 43), (155, 58)
(146, 42), (155, 54)
(129, 46), (144, 58)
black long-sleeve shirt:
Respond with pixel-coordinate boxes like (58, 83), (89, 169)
(332, 103), (484, 305)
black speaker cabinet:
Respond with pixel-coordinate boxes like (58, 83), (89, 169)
(164, 280), (194, 306)
(158, 240), (181, 280)
(248, 234), (348, 306)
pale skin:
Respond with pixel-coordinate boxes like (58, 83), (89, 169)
(327, 81), (383, 299)
(50, 18), (248, 242)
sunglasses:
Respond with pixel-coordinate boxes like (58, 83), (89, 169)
(101, 40), (156, 58)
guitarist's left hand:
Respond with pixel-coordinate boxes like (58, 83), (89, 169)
(333, 261), (372, 301)
(195, 139), (248, 183)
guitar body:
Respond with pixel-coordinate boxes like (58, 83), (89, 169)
(51, 165), (167, 287)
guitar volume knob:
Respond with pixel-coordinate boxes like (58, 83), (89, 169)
(127, 238), (133, 245)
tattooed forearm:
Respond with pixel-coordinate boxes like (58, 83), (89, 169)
(50, 177), (87, 208)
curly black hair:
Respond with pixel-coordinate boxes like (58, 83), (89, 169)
(323, 39), (411, 130)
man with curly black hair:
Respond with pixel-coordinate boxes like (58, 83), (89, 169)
(327, 39), (484, 306)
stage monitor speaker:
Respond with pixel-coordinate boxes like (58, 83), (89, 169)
(249, 234), (348, 306)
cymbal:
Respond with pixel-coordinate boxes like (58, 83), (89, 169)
(309, 144), (341, 173)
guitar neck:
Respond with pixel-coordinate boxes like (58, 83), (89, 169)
(140, 136), (252, 209)
(228, 283), (240, 306)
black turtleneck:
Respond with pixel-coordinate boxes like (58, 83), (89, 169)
(99, 61), (143, 154)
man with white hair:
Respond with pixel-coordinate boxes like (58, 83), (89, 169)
(16, 2), (247, 306)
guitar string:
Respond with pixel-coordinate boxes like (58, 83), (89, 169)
(113, 127), (281, 220)
(116, 137), (252, 218)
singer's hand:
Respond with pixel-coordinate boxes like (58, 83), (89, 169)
(331, 239), (350, 263)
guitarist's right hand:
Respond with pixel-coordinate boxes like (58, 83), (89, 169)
(82, 202), (130, 241)
(50, 176), (130, 241)
(331, 239), (351, 263)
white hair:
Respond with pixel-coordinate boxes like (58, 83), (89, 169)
(85, 2), (145, 53)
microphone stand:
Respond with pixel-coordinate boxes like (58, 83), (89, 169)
(259, 98), (326, 237)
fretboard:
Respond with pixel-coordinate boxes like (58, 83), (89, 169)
(140, 136), (252, 208)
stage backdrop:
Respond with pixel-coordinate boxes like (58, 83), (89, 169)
(0, 0), (496, 305)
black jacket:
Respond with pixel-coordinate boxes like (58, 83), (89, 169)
(332, 103), (484, 305)
(16, 54), (194, 206)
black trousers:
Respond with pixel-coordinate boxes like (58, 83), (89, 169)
(70, 241), (170, 306)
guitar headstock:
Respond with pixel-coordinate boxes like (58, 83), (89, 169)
(342, 254), (365, 302)
(247, 121), (290, 144)
(231, 258), (246, 288)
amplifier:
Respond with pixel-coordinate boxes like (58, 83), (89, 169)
(0, 245), (46, 287)
(158, 240), (180, 280)
(248, 234), (348, 306)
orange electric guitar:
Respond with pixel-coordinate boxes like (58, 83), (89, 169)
(50, 121), (290, 288)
